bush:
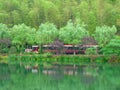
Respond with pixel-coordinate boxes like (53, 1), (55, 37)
(42, 52), (53, 58)
(1, 48), (9, 53)
(9, 46), (17, 54)
(101, 36), (120, 55)
(85, 47), (98, 55)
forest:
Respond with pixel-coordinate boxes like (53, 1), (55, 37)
(0, 0), (119, 31)
(0, 0), (120, 55)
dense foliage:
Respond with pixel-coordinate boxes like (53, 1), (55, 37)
(0, 0), (119, 32)
(0, 22), (118, 55)
(101, 36), (120, 55)
(93, 25), (117, 47)
(59, 20), (89, 44)
(0, 0), (120, 55)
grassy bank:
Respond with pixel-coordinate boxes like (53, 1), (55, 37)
(6, 54), (120, 66)
(0, 55), (8, 64)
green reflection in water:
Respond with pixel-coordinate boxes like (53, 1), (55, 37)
(0, 63), (120, 90)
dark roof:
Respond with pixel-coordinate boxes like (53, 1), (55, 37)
(81, 36), (98, 45)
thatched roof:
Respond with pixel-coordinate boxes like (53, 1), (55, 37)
(50, 39), (64, 48)
(81, 36), (98, 45)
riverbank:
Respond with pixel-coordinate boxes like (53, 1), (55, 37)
(1, 54), (120, 65)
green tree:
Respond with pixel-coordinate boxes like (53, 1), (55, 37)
(0, 23), (10, 39)
(101, 36), (120, 55)
(36, 23), (58, 52)
(59, 20), (89, 44)
(36, 23), (58, 44)
(0, 0), (119, 33)
(93, 25), (117, 47)
(10, 24), (36, 53)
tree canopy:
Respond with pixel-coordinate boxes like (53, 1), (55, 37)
(0, 0), (120, 55)
(0, 0), (119, 33)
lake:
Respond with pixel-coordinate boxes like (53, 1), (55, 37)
(0, 63), (120, 90)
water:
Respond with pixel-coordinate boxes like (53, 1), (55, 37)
(0, 63), (120, 90)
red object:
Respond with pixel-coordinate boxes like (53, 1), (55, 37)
(64, 45), (79, 54)
(32, 45), (39, 53)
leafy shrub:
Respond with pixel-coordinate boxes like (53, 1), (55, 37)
(9, 46), (17, 54)
(1, 48), (9, 53)
(93, 25), (117, 47)
(42, 52), (53, 58)
(101, 36), (120, 55)
(85, 47), (98, 55)
(20, 47), (25, 53)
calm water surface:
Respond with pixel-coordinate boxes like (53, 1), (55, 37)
(0, 63), (120, 90)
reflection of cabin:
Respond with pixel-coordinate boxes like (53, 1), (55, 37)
(42, 64), (78, 76)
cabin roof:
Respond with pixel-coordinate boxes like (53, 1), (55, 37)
(82, 44), (98, 47)
(64, 45), (74, 47)
(32, 45), (39, 47)
(43, 45), (58, 47)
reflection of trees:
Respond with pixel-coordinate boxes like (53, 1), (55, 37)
(0, 64), (10, 81)
(78, 64), (101, 86)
